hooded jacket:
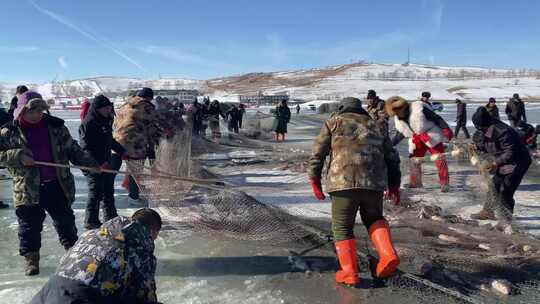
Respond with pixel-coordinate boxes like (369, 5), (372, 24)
(0, 114), (97, 206)
(79, 102), (125, 165)
(308, 100), (401, 193)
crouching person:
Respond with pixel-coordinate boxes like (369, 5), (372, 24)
(0, 92), (98, 276)
(307, 97), (401, 286)
(31, 208), (162, 304)
(470, 107), (531, 222)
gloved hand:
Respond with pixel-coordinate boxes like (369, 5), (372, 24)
(418, 132), (431, 144)
(442, 128), (454, 141)
(309, 177), (326, 200)
(412, 133), (422, 146)
(384, 186), (401, 205)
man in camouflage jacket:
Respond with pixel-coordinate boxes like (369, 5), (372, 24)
(113, 88), (161, 160)
(31, 209), (162, 304)
(307, 97), (401, 286)
(0, 91), (97, 275)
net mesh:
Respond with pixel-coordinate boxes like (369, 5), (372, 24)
(127, 119), (540, 303)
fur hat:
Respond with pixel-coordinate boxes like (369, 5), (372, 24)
(385, 96), (408, 117)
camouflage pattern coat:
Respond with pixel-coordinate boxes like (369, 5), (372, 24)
(367, 98), (389, 134)
(113, 96), (161, 159)
(307, 108), (401, 193)
(56, 216), (158, 303)
(0, 115), (97, 206)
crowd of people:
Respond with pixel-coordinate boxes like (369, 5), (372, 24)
(0, 87), (182, 303)
(308, 90), (537, 286)
(0, 84), (537, 299)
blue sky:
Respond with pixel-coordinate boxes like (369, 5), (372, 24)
(0, 0), (539, 82)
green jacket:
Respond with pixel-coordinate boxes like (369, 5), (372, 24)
(0, 115), (97, 206)
(307, 108), (401, 193)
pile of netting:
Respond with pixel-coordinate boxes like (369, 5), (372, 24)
(126, 121), (540, 303)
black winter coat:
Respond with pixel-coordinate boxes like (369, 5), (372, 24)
(79, 104), (125, 165)
(505, 99), (527, 122)
(475, 121), (531, 170)
(456, 102), (467, 126)
(226, 107), (242, 127)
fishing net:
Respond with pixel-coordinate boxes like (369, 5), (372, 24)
(126, 118), (540, 303)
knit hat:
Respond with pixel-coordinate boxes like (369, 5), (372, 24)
(367, 90), (376, 100)
(14, 91), (48, 120)
(488, 97), (496, 103)
(455, 98), (461, 103)
(421, 91), (431, 99)
(135, 87), (154, 100)
(472, 106), (493, 130)
(16, 85), (29, 95)
(513, 93), (520, 99)
(385, 96), (408, 117)
(93, 95), (113, 109)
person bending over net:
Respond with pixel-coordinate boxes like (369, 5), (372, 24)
(387, 96), (453, 192)
(307, 97), (401, 286)
(470, 107), (531, 223)
(31, 208), (162, 304)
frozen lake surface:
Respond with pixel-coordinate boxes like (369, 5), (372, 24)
(0, 108), (539, 303)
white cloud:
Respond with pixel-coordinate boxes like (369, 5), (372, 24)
(58, 56), (68, 69)
(29, 0), (148, 74)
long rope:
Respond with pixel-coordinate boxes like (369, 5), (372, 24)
(33, 161), (225, 187)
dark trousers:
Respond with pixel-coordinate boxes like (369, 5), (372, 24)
(16, 180), (77, 256)
(510, 119), (521, 128)
(85, 158), (122, 226)
(330, 189), (384, 241)
(491, 162), (531, 218)
(454, 124), (470, 139)
(228, 122), (240, 134)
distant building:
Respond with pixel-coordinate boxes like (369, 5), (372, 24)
(239, 91), (289, 105)
(129, 89), (199, 103)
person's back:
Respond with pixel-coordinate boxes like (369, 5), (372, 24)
(308, 101), (399, 193)
(31, 210), (161, 304)
(113, 95), (159, 159)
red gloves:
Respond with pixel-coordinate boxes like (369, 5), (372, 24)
(309, 177), (326, 200)
(419, 132), (431, 143)
(384, 186), (400, 205)
(442, 128), (454, 141)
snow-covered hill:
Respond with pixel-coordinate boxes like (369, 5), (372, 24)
(2, 62), (540, 103)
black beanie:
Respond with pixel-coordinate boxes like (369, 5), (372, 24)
(136, 87), (154, 100)
(367, 90), (376, 100)
(16, 85), (29, 95)
(472, 106), (493, 130)
(93, 95), (113, 109)
(422, 91), (431, 98)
